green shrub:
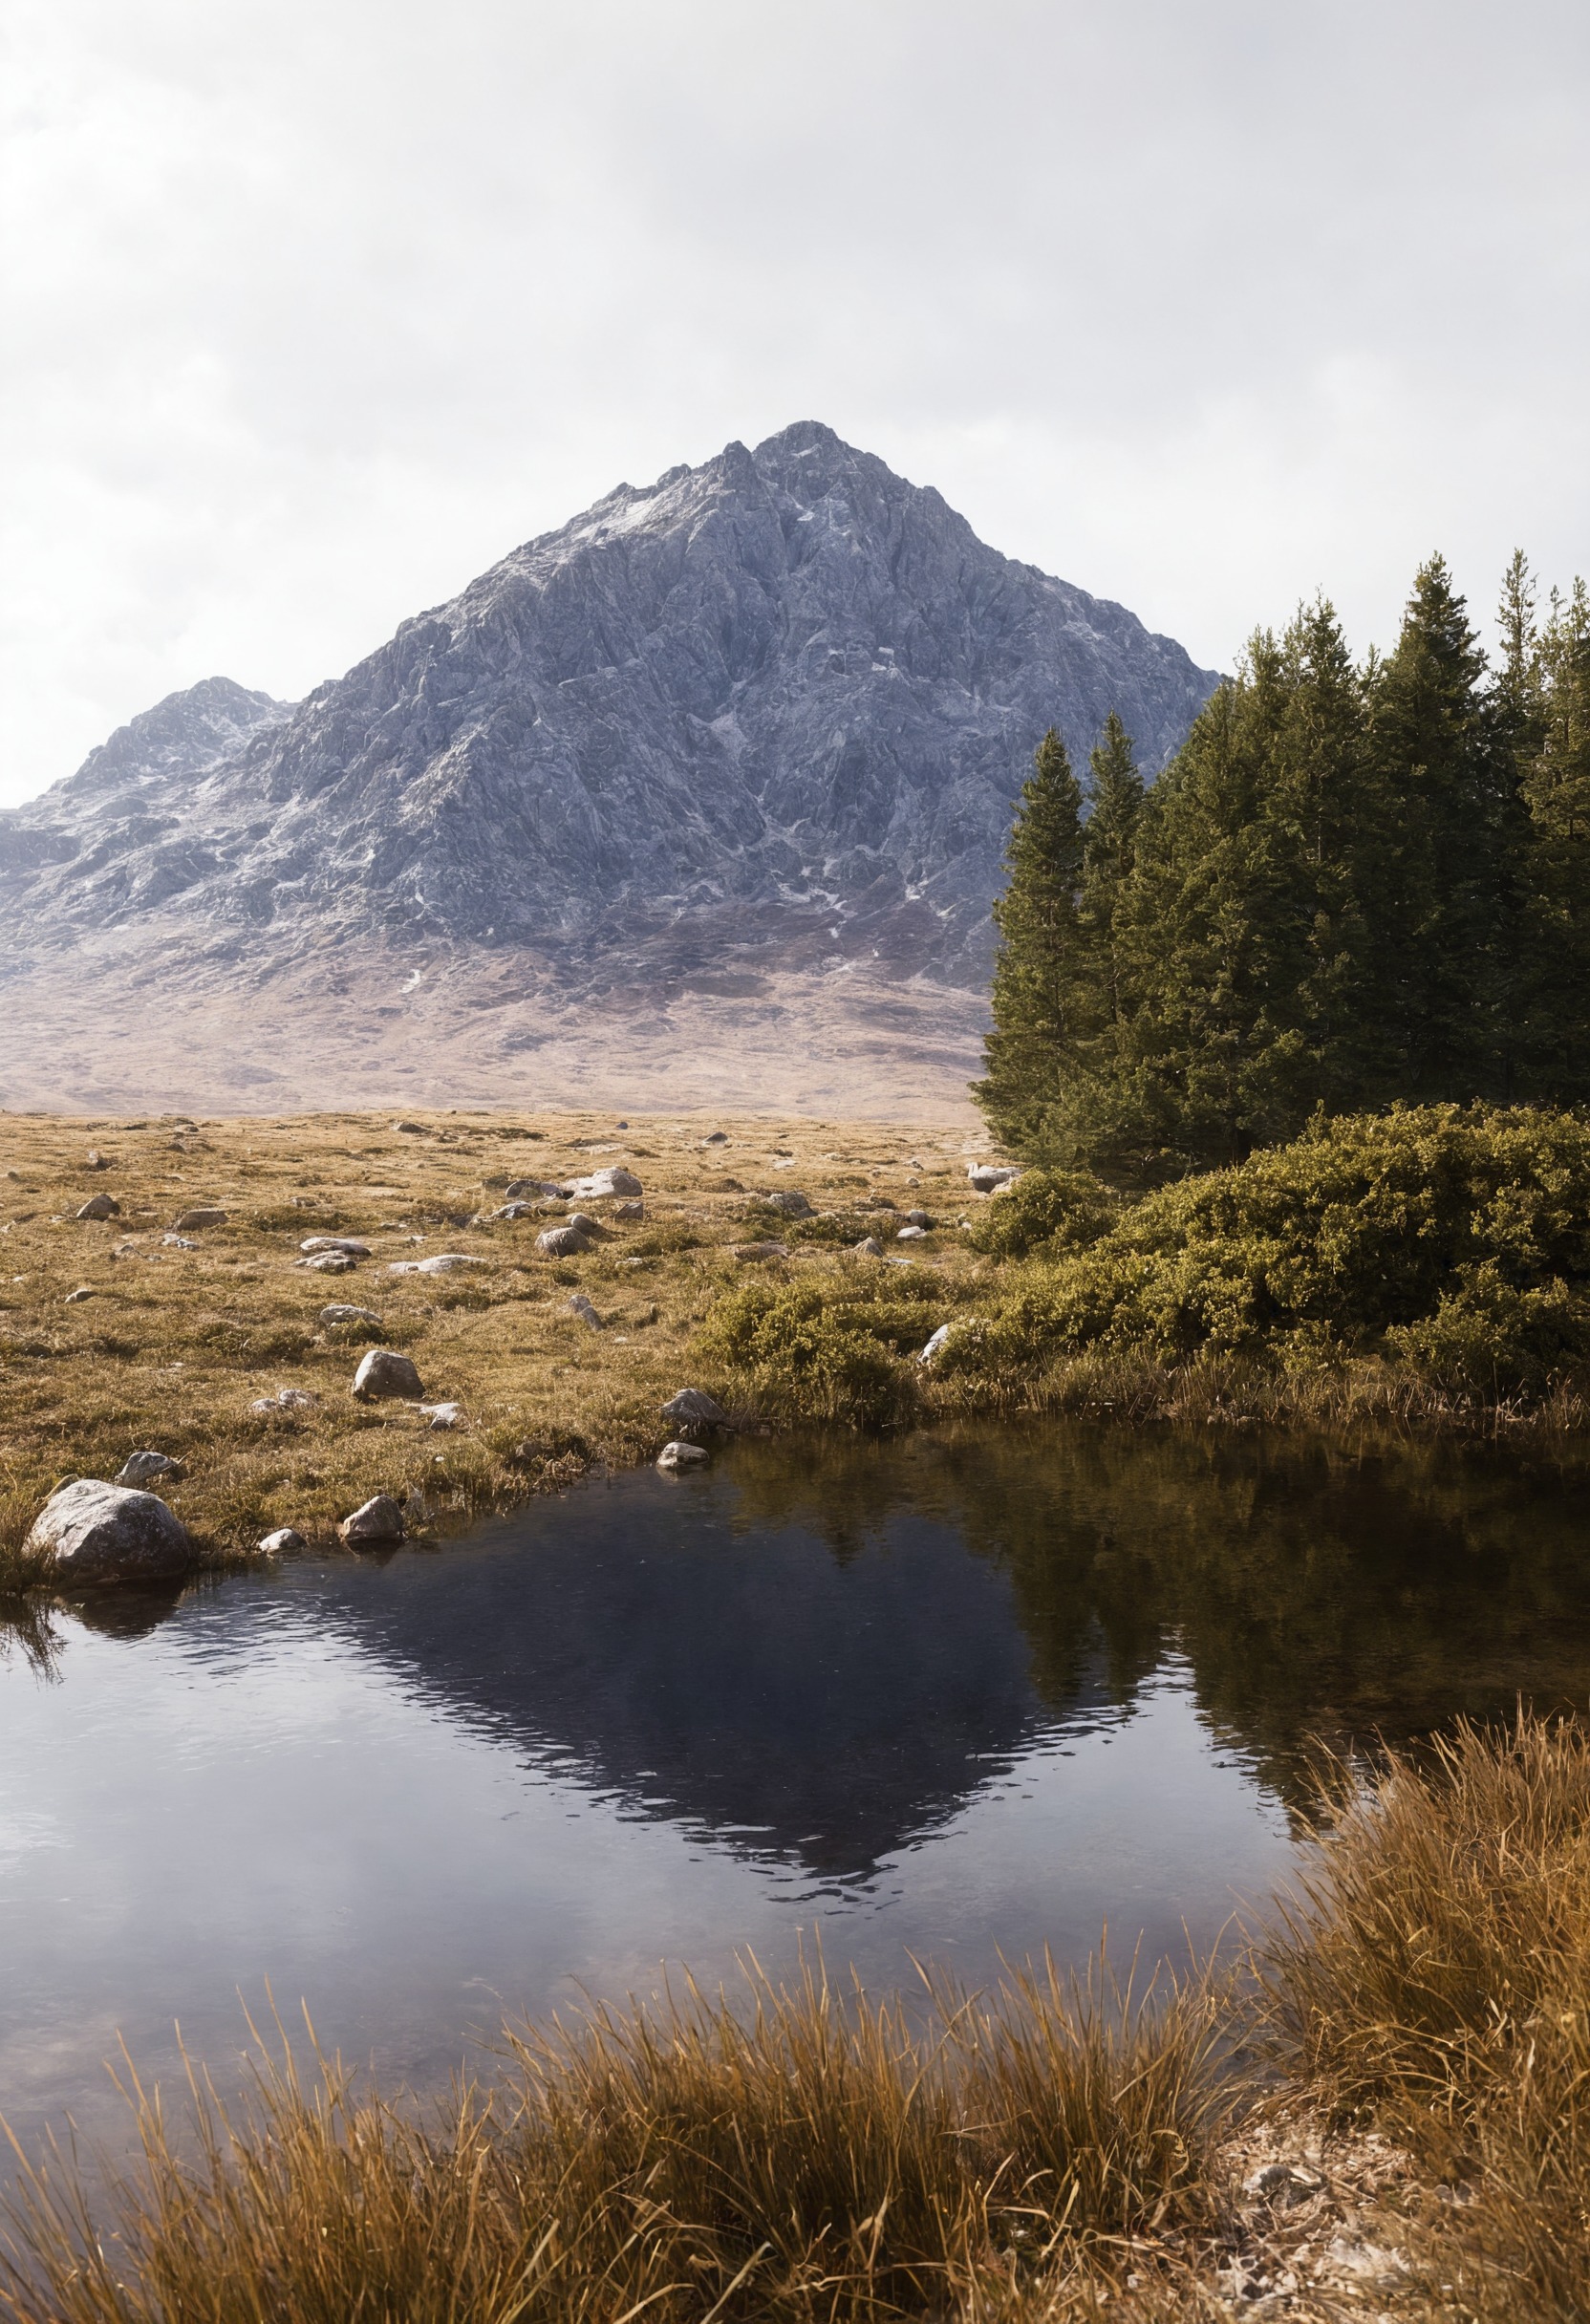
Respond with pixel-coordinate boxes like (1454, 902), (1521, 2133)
(1386, 1262), (1590, 1397)
(695, 1280), (940, 1428)
(967, 1169), (1119, 1261)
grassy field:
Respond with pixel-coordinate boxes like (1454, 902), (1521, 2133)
(6, 1714), (1588, 2320)
(0, 1105), (989, 1585)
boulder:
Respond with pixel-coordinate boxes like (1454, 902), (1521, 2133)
(248, 1389), (320, 1415)
(300, 1236), (371, 1256)
(854, 1237), (883, 1258)
(338, 1495), (406, 1546)
(352, 1348), (425, 1401)
(896, 1224), (928, 1241)
(387, 1253), (488, 1275)
(905, 1208), (932, 1226)
(25, 1479), (193, 1588)
(703, 1131), (728, 1144)
(734, 1240), (789, 1261)
(967, 1164), (1021, 1194)
(757, 1189), (813, 1217)
(299, 1251), (357, 1273)
(64, 1286), (95, 1303)
(392, 1120), (426, 1133)
(75, 1194), (119, 1221)
(319, 1303), (384, 1329)
(537, 1223), (591, 1258)
(917, 1324), (953, 1366)
(612, 1199), (645, 1220)
(258, 1527), (306, 1554)
(162, 1234), (199, 1249)
(662, 1388), (730, 1432)
(114, 1450), (185, 1487)
(569, 1166), (643, 1199)
(174, 1207), (228, 1231)
(487, 1201), (542, 1220)
(569, 1293), (603, 1328)
(656, 1439), (710, 1473)
(505, 1176), (572, 1199)
(566, 1211), (605, 1237)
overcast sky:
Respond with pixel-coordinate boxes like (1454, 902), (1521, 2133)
(3, 0), (1587, 807)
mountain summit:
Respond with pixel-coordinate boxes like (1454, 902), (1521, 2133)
(0, 424), (1219, 1113)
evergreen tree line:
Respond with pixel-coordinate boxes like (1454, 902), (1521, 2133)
(976, 555), (1590, 1177)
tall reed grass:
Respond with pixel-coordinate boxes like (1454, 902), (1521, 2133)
(0, 1952), (1227, 2324)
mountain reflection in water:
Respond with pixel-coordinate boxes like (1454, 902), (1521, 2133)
(5, 1419), (1590, 2166)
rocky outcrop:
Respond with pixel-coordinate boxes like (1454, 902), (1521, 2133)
(0, 424), (1219, 994)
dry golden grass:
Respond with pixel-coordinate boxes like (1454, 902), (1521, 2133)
(0, 1106), (986, 1585)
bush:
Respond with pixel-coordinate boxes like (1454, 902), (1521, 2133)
(695, 1280), (945, 1429)
(967, 1169), (1119, 1261)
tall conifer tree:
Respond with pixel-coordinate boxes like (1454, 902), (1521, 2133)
(974, 729), (1088, 1151)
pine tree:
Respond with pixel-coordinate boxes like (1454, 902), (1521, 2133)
(1368, 555), (1524, 1099)
(973, 729), (1089, 1151)
(1522, 578), (1590, 1097)
(1080, 711), (1144, 1028)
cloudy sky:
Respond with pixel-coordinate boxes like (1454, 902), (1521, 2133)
(3, 0), (1586, 807)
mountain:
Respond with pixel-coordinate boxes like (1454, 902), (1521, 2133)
(0, 423), (1219, 1115)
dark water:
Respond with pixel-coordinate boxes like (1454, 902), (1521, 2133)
(4, 1421), (1590, 2163)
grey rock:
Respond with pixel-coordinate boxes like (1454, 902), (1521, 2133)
(85, 1150), (111, 1172)
(162, 1233), (199, 1249)
(0, 428), (1217, 998)
(758, 1189), (814, 1217)
(854, 1236), (884, 1257)
(916, 1324), (953, 1366)
(351, 1347), (424, 1400)
(173, 1207), (227, 1231)
(656, 1439), (709, 1472)
(75, 1193), (119, 1220)
(386, 1252), (487, 1275)
(391, 1119), (426, 1133)
(319, 1302), (384, 1328)
(299, 1250), (356, 1273)
(299, 1236), (370, 1256)
(569, 1167), (643, 1199)
(734, 1239), (789, 1261)
(661, 1388), (731, 1431)
(612, 1198), (644, 1219)
(257, 1527), (305, 1554)
(338, 1494), (405, 1546)
(896, 1223), (929, 1240)
(25, 1478), (193, 1588)
(703, 1130), (729, 1144)
(967, 1163), (1021, 1194)
(905, 1208), (932, 1226)
(114, 1450), (185, 1486)
(419, 1400), (464, 1430)
(64, 1285), (95, 1303)
(537, 1223), (591, 1258)
(565, 1212), (605, 1237)
(569, 1293), (603, 1328)
(505, 1177), (573, 1199)
(248, 1388), (319, 1415)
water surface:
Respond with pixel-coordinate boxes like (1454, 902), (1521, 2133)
(4, 1422), (1589, 2163)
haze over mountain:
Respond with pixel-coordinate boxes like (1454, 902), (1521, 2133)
(0, 423), (1218, 1116)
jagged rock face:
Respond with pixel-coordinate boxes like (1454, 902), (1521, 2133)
(0, 423), (1218, 989)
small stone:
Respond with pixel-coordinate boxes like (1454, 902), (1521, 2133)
(25, 1479), (193, 1588)
(896, 1224), (928, 1241)
(75, 1194), (119, 1221)
(967, 1163), (1021, 1194)
(319, 1303), (384, 1329)
(905, 1208), (932, 1226)
(662, 1388), (731, 1431)
(565, 1212), (605, 1237)
(419, 1401), (464, 1429)
(569, 1293), (603, 1328)
(568, 1166), (643, 1200)
(85, 1150), (111, 1172)
(299, 1236), (370, 1257)
(734, 1240), (789, 1261)
(162, 1234), (199, 1249)
(505, 1177), (572, 1199)
(536, 1223), (591, 1258)
(917, 1324), (952, 1366)
(352, 1348), (425, 1401)
(173, 1207), (227, 1231)
(248, 1389), (320, 1415)
(257, 1527), (306, 1555)
(299, 1251), (357, 1273)
(854, 1237), (883, 1257)
(391, 1120), (426, 1133)
(703, 1130), (728, 1144)
(757, 1189), (813, 1217)
(114, 1450), (185, 1486)
(64, 1285), (95, 1303)
(387, 1253), (489, 1275)
(612, 1199), (644, 1220)
(338, 1494), (405, 1545)
(656, 1439), (710, 1472)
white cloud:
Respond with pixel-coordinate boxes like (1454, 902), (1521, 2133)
(3, 0), (1587, 801)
